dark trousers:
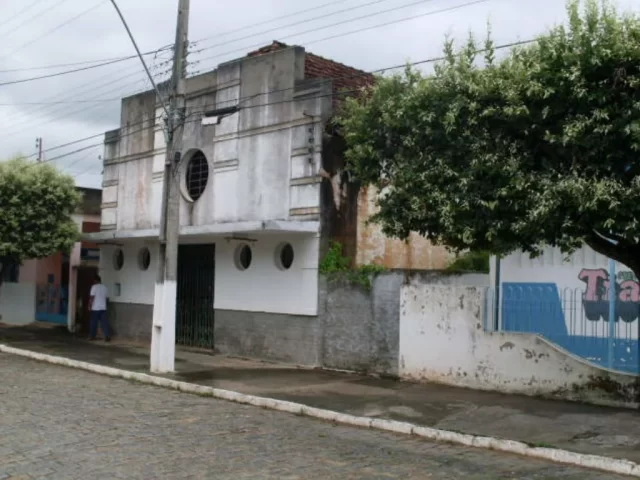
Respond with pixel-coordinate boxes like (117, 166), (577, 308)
(90, 310), (110, 339)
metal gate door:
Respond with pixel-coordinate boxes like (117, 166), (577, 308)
(176, 244), (215, 348)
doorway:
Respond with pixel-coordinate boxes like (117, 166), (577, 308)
(75, 266), (98, 336)
(176, 244), (215, 349)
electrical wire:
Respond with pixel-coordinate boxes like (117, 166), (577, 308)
(0, 70), (156, 136)
(107, 0), (171, 119)
(0, 99), (121, 106)
(28, 37), (537, 168)
(196, 0), (491, 66)
(0, 0), (72, 41)
(194, 0), (355, 44)
(0, 73), (166, 139)
(0, 0), (108, 60)
(193, 0), (394, 52)
(5, 0), (519, 171)
(0, 53), (155, 87)
(0, 0), (45, 31)
(0, 0), (351, 74)
(0, 50), (172, 133)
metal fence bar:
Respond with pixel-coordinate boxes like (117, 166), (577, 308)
(486, 283), (640, 375)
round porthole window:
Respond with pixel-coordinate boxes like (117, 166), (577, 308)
(234, 244), (252, 271)
(113, 249), (124, 271)
(185, 150), (209, 202)
(138, 247), (151, 271)
(275, 243), (294, 270)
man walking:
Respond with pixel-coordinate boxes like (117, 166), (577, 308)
(89, 274), (110, 342)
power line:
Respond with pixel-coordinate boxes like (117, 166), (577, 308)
(0, 54), (172, 134)
(108, 0), (171, 119)
(196, 0), (490, 65)
(0, 46), (168, 87)
(26, 37), (537, 166)
(0, 70), (163, 138)
(0, 74), (163, 139)
(0, 0), (473, 87)
(26, 113), (164, 159)
(0, 54), (137, 74)
(0, 0), (107, 60)
(0, 0), (44, 31)
(194, 0), (394, 51)
(0, 0), (72, 41)
(194, 0), (355, 44)
(0, 99), (119, 106)
(0, 0), (351, 74)
(0, 0), (393, 86)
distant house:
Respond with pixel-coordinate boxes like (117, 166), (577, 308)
(85, 42), (453, 362)
(0, 187), (101, 333)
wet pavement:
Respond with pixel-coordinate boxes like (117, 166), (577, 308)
(3, 354), (632, 480)
(2, 323), (640, 466)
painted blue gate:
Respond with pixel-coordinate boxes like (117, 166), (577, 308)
(36, 283), (68, 325)
(500, 282), (639, 373)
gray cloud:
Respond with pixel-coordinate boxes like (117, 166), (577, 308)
(0, 0), (637, 189)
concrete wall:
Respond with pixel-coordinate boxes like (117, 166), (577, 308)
(320, 271), (489, 375)
(100, 242), (158, 305)
(0, 283), (36, 325)
(214, 310), (321, 365)
(109, 302), (153, 344)
(399, 284), (639, 406)
(215, 233), (319, 316)
(100, 232), (319, 317)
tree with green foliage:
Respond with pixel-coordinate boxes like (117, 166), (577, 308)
(0, 158), (81, 284)
(340, 0), (640, 278)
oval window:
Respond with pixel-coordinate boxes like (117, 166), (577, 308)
(234, 244), (252, 271)
(275, 243), (294, 270)
(185, 150), (209, 201)
(113, 249), (124, 271)
(138, 247), (151, 271)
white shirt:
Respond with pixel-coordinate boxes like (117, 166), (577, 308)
(90, 283), (108, 311)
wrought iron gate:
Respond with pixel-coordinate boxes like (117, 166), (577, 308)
(176, 244), (215, 348)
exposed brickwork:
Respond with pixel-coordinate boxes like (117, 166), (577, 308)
(247, 41), (375, 109)
(304, 52), (374, 95)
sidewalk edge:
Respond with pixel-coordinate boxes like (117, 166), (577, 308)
(2, 344), (638, 478)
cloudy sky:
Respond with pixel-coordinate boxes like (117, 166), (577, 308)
(0, 0), (638, 189)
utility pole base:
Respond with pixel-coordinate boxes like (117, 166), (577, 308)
(150, 280), (177, 373)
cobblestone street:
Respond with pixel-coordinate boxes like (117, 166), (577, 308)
(0, 355), (631, 480)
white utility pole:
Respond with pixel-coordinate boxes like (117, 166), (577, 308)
(150, 0), (190, 373)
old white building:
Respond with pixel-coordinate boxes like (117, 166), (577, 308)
(87, 42), (453, 364)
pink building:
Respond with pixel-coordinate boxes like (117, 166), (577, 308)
(0, 187), (101, 334)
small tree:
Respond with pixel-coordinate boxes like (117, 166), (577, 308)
(340, 1), (640, 278)
(0, 158), (81, 284)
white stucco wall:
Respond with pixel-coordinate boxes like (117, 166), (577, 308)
(0, 283), (36, 325)
(399, 284), (638, 405)
(215, 234), (319, 316)
(100, 242), (158, 305)
(102, 47), (328, 234)
(100, 233), (319, 316)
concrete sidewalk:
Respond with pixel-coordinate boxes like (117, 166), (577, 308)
(2, 323), (640, 465)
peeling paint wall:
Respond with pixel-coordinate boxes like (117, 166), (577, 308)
(320, 271), (488, 376)
(101, 46), (333, 233)
(399, 284), (639, 407)
(355, 185), (454, 270)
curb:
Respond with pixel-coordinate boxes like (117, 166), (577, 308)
(2, 344), (639, 478)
